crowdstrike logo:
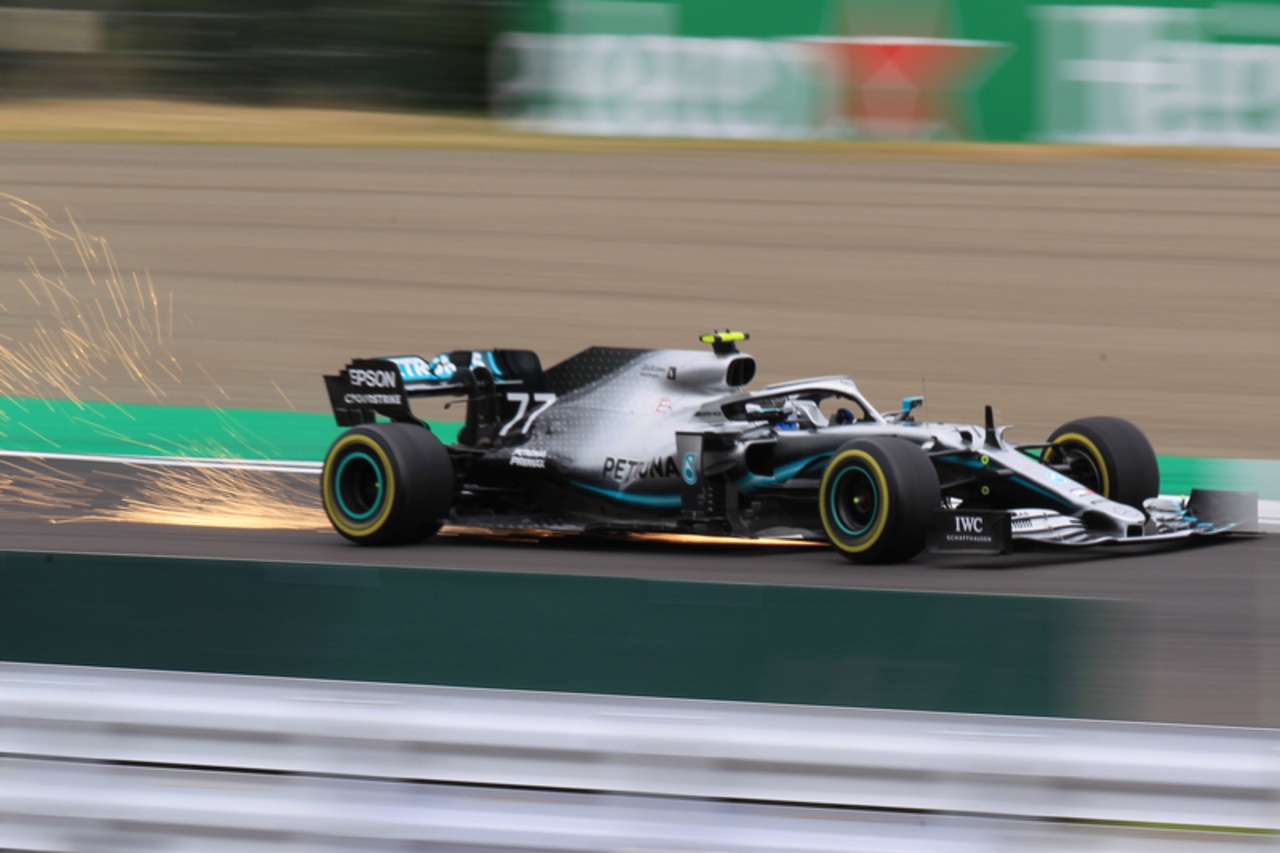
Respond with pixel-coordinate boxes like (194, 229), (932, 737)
(344, 393), (403, 406)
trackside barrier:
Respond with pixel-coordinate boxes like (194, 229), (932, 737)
(0, 550), (1102, 717)
(3, 764), (1269, 853)
(0, 663), (1276, 853)
(0, 760), (1037, 853)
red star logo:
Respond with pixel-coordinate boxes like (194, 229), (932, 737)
(797, 2), (1008, 139)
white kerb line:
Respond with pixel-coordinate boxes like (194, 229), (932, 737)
(0, 448), (322, 475)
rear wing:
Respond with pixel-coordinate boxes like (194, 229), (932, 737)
(324, 350), (547, 446)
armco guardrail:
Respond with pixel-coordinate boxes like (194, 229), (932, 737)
(1, 663), (1276, 839)
(7, 756), (1045, 853)
(4, 764), (1265, 853)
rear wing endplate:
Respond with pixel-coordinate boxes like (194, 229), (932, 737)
(324, 350), (547, 444)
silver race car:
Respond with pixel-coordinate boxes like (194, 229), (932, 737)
(321, 332), (1256, 562)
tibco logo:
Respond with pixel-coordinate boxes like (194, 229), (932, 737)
(349, 369), (398, 389)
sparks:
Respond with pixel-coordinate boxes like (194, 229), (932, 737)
(0, 198), (184, 406)
(77, 464), (328, 531)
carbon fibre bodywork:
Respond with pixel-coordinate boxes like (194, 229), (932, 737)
(323, 341), (1253, 550)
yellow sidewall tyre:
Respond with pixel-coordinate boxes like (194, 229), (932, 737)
(322, 423), (454, 546)
(324, 432), (397, 541)
(1043, 416), (1159, 509)
(819, 437), (939, 565)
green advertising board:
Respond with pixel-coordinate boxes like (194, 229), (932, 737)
(494, 0), (1280, 145)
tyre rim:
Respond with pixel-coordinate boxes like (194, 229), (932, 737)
(831, 467), (878, 537)
(1050, 444), (1103, 495)
(335, 451), (384, 521)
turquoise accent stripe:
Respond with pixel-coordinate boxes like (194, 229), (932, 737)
(572, 482), (682, 508)
(737, 452), (831, 493)
(483, 351), (504, 378)
(1009, 474), (1076, 508)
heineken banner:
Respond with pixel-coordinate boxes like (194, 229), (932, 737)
(491, 0), (1280, 146)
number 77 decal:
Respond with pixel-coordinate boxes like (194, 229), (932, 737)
(499, 392), (556, 437)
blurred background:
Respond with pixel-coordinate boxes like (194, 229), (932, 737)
(5, 0), (1280, 142)
(0, 0), (503, 108)
(0, 1), (1278, 850)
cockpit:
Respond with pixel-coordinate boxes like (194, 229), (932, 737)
(719, 388), (875, 429)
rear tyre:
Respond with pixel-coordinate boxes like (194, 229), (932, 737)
(819, 437), (940, 564)
(322, 423), (454, 546)
(1042, 416), (1159, 510)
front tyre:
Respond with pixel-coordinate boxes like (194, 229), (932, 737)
(322, 423), (454, 546)
(819, 437), (940, 565)
(1042, 416), (1158, 510)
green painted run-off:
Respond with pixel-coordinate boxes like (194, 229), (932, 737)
(0, 396), (459, 461)
(0, 397), (1274, 498)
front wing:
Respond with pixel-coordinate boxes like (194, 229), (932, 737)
(931, 489), (1258, 555)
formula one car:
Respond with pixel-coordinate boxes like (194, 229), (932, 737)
(321, 332), (1256, 563)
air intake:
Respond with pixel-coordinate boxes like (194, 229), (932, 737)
(726, 357), (756, 388)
